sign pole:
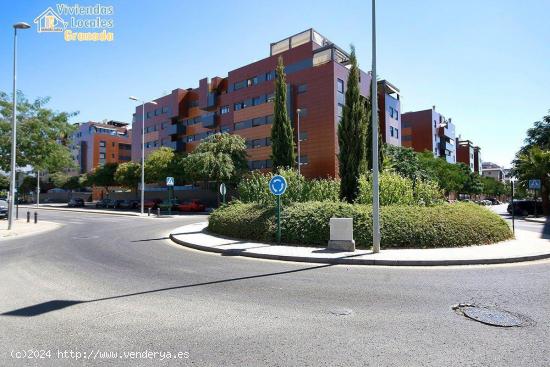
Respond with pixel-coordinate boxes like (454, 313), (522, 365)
(511, 180), (515, 235)
(276, 195), (281, 244)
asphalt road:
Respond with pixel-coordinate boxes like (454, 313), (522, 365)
(1, 209), (549, 366)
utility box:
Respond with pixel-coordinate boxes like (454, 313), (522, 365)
(328, 218), (355, 252)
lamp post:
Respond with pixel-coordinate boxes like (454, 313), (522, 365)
(129, 96), (157, 215)
(510, 177), (516, 235)
(8, 22), (31, 230)
(296, 108), (302, 175)
(371, 0), (381, 253)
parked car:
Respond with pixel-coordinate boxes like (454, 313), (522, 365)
(115, 199), (139, 210)
(0, 200), (8, 219)
(176, 199), (206, 212)
(68, 198), (85, 207)
(95, 198), (116, 209)
(486, 198), (501, 205)
(143, 198), (162, 210)
(507, 200), (544, 216)
(158, 199), (180, 212)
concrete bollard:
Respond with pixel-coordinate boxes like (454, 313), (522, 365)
(34, 212), (38, 224)
(27, 211), (30, 223)
(148, 207), (151, 217)
(157, 208), (161, 217)
(328, 218), (355, 252)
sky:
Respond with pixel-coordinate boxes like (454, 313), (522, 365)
(0, 0), (549, 168)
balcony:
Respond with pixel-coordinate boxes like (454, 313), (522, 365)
(200, 113), (217, 129)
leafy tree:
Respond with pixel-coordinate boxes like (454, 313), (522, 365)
(86, 163), (118, 194)
(0, 91), (77, 173)
(418, 152), (468, 195)
(338, 46), (368, 202)
(461, 166), (483, 196)
(185, 133), (248, 185)
(0, 174), (8, 190)
(519, 111), (550, 154)
(115, 162), (141, 195)
(270, 56), (295, 170)
(51, 172), (69, 188)
(480, 176), (508, 198)
(513, 146), (550, 214)
(18, 175), (37, 195)
(144, 147), (186, 184)
(384, 145), (428, 181)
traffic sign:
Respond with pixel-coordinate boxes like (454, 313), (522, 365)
(529, 179), (541, 190)
(269, 175), (287, 196)
(219, 183), (227, 196)
(166, 177), (174, 186)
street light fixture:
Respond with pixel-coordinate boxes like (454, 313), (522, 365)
(296, 108), (302, 175)
(8, 22), (31, 230)
(129, 96), (157, 215)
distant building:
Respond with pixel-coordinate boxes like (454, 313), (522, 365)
(401, 106), (456, 163)
(131, 29), (402, 179)
(70, 120), (132, 173)
(474, 146), (482, 175)
(456, 139), (481, 174)
(482, 162), (506, 182)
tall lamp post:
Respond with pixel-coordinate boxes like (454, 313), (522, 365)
(129, 96), (157, 215)
(296, 108), (302, 175)
(8, 22), (31, 230)
(371, 0), (381, 253)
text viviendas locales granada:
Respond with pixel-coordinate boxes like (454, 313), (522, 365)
(62, 4), (114, 42)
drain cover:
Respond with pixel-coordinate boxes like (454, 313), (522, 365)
(329, 308), (353, 316)
(453, 304), (524, 327)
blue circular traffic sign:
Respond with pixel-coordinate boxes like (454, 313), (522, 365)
(269, 175), (287, 196)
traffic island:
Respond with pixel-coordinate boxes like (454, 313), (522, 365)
(0, 220), (61, 240)
(170, 221), (550, 266)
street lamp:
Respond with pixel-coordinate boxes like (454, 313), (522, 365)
(296, 108), (302, 175)
(8, 22), (31, 230)
(371, 0), (381, 253)
(129, 96), (157, 215)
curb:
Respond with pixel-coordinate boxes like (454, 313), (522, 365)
(523, 217), (548, 224)
(20, 206), (141, 217)
(169, 230), (550, 267)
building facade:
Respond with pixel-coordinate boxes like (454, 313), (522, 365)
(401, 106), (456, 163)
(70, 120), (132, 173)
(482, 162), (505, 182)
(456, 139), (476, 172)
(130, 29), (401, 179)
(473, 146), (482, 175)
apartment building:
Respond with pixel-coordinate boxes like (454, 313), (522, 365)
(456, 139), (478, 173)
(473, 146), (482, 175)
(401, 106), (456, 163)
(131, 29), (401, 178)
(482, 162), (505, 182)
(70, 120), (132, 173)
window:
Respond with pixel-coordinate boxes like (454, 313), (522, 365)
(155, 108), (162, 116)
(266, 71), (274, 81)
(298, 108), (308, 117)
(112, 142), (115, 147)
(234, 80), (247, 90)
(298, 155), (309, 165)
(234, 102), (245, 111)
(337, 103), (344, 117)
(220, 105), (230, 114)
(390, 126), (394, 137)
(395, 128), (399, 139)
(337, 79), (344, 94)
(247, 76), (258, 87)
(99, 141), (106, 147)
(266, 115), (274, 124)
(389, 107), (394, 118)
(146, 111), (153, 119)
(162, 106), (170, 114)
(111, 154), (115, 158)
(99, 153), (105, 159)
(266, 93), (275, 103)
(252, 117), (266, 126)
(394, 111), (399, 120)
(234, 120), (252, 130)
(299, 131), (308, 141)
(297, 84), (307, 94)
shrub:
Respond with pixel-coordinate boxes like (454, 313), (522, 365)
(208, 202), (513, 248)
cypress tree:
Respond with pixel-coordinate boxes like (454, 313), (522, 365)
(338, 46), (368, 202)
(271, 56), (296, 171)
(365, 96), (384, 171)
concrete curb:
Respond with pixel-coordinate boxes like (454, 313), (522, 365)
(523, 217), (548, 224)
(169, 224), (550, 267)
(20, 205), (141, 217)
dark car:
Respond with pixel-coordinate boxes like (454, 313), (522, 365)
(507, 200), (543, 216)
(0, 200), (8, 219)
(95, 198), (116, 209)
(115, 199), (138, 210)
(68, 198), (85, 207)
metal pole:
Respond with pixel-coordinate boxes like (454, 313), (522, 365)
(141, 101), (145, 215)
(36, 170), (40, 207)
(8, 28), (18, 230)
(511, 181), (515, 235)
(278, 197), (281, 242)
(371, 0), (381, 253)
(297, 109), (301, 175)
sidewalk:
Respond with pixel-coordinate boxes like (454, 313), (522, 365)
(19, 204), (142, 217)
(0, 220), (61, 240)
(170, 222), (550, 266)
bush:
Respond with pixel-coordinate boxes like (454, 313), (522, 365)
(208, 202), (513, 248)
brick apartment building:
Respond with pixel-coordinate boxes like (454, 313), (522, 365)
(131, 29), (401, 178)
(70, 120), (132, 173)
(456, 139), (482, 174)
(401, 106), (456, 163)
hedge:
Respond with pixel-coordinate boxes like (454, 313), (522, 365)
(208, 202), (513, 249)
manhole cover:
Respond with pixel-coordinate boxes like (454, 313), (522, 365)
(453, 304), (525, 327)
(72, 235), (99, 240)
(329, 308), (353, 316)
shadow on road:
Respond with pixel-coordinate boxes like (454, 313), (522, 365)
(1, 263), (335, 317)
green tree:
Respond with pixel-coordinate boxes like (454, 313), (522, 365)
(144, 147), (176, 184)
(418, 152), (468, 195)
(0, 91), (76, 173)
(0, 174), (8, 190)
(513, 146), (550, 214)
(338, 46), (368, 203)
(481, 176), (507, 198)
(519, 111), (550, 154)
(365, 98), (384, 171)
(384, 145), (428, 180)
(18, 175), (37, 196)
(270, 56), (295, 170)
(114, 162), (141, 195)
(86, 163), (118, 194)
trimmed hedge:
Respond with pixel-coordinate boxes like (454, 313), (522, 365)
(208, 202), (513, 249)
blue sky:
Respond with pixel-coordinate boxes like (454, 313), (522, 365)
(1, 0), (549, 167)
